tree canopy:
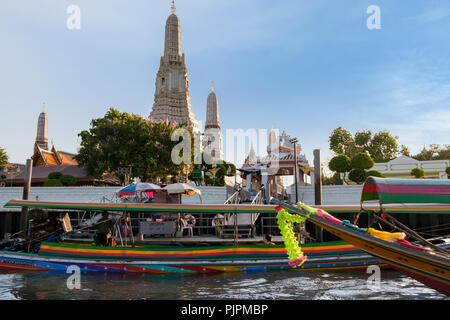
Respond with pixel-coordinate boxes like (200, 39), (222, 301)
(329, 127), (399, 162)
(328, 152), (382, 184)
(411, 168), (425, 179)
(0, 147), (8, 169)
(328, 154), (351, 173)
(74, 108), (194, 183)
(351, 152), (375, 170)
(193, 152), (236, 186)
(412, 144), (450, 161)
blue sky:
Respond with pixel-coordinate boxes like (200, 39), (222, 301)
(1, 0), (449, 171)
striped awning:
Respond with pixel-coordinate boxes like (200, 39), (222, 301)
(361, 177), (450, 205)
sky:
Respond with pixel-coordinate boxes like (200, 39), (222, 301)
(1, 0), (449, 173)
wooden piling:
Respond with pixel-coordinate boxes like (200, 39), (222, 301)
(19, 159), (33, 233)
(313, 149), (323, 242)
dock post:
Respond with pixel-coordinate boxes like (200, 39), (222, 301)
(313, 150), (323, 242)
(20, 159), (33, 233)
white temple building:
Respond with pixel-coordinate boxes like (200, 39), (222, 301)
(35, 106), (48, 150)
(149, 1), (198, 132)
(203, 85), (224, 162)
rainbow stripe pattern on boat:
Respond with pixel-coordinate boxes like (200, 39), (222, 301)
(0, 240), (383, 274)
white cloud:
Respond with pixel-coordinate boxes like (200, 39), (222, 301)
(359, 53), (450, 154)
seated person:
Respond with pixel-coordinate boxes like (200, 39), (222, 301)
(263, 234), (275, 245)
(93, 212), (115, 246)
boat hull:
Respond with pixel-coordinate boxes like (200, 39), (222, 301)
(325, 226), (450, 296)
(272, 200), (450, 296)
(0, 241), (383, 274)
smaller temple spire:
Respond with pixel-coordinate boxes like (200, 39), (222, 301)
(171, 0), (176, 14)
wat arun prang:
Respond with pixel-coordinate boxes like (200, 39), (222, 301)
(149, 2), (198, 132)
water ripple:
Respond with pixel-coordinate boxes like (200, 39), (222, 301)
(0, 270), (448, 300)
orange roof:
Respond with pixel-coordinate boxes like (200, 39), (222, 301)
(58, 152), (78, 166)
(32, 141), (78, 167)
(41, 150), (59, 166)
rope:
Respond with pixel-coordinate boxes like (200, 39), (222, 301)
(373, 212), (450, 257)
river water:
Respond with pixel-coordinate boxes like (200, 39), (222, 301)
(0, 269), (447, 300)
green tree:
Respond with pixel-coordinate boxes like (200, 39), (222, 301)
(350, 152), (375, 170)
(60, 174), (77, 186)
(0, 147), (8, 169)
(400, 145), (411, 157)
(438, 145), (450, 160)
(348, 169), (367, 184)
(328, 154), (351, 183)
(75, 108), (191, 183)
(413, 144), (450, 161)
(200, 153), (237, 186)
(328, 127), (400, 162)
(411, 168), (425, 179)
(367, 130), (399, 162)
(446, 166), (450, 178)
(366, 170), (384, 178)
(329, 152), (378, 185)
(48, 172), (63, 180)
(354, 130), (372, 153)
(43, 179), (64, 187)
(323, 172), (343, 185)
(329, 127), (356, 157)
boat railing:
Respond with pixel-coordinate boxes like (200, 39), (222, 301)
(224, 190), (240, 205)
(223, 188), (264, 227)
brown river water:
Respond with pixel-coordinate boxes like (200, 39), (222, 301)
(0, 269), (447, 300)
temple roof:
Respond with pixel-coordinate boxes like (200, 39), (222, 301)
(260, 152), (309, 166)
(33, 142), (78, 167)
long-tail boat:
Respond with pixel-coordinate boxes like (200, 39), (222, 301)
(0, 201), (382, 273)
(272, 177), (450, 296)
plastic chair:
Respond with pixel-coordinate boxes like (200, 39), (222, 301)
(181, 220), (193, 237)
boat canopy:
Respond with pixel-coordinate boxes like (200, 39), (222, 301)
(361, 177), (450, 205)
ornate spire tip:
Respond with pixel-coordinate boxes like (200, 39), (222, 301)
(171, 0), (176, 14)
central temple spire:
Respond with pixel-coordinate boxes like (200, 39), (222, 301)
(164, 1), (181, 61)
(150, 4), (198, 131)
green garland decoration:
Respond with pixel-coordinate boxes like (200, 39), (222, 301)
(276, 208), (308, 268)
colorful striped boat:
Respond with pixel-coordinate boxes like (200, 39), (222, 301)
(272, 177), (450, 296)
(0, 240), (382, 273)
(0, 199), (386, 274)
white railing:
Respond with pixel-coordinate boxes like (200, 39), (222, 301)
(223, 188), (264, 226)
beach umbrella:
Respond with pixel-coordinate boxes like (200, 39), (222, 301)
(117, 183), (161, 198)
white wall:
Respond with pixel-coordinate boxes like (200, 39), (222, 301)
(288, 185), (363, 205)
(373, 159), (449, 175)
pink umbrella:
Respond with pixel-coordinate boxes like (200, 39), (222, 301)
(117, 183), (161, 198)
